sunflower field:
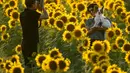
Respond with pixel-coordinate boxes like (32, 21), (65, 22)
(0, 0), (130, 73)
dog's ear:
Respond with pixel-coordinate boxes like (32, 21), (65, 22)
(100, 6), (104, 14)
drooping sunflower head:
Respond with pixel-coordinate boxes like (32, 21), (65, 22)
(3, 3), (10, 11)
(5, 7), (14, 17)
(54, 20), (64, 31)
(0, 24), (7, 32)
(81, 27), (88, 36)
(49, 48), (62, 59)
(115, 36), (126, 48)
(15, 44), (22, 54)
(35, 54), (46, 67)
(1, 33), (10, 41)
(91, 40), (104, 53)
(10, 65), (24, 73)
(5, 60), (13, 72)
(0, 62), (5, 69)
(90, 52), (100, 65)
(62, 31), (73, 43)
(92, 66), (104, 73)
(82, 37), (90, 49)
(77, 44), (85, 54)
(125, 52), (130, 64)
(65, 22), (75, 32)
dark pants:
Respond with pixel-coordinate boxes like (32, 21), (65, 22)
(21, 40), (37, 67)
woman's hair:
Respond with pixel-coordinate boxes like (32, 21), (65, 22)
(87, 3), (98, 13)
(25, 0), (35, 8)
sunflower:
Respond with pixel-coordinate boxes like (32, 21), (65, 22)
(111, 22), (117, 28)
(100, 63), (110, 72)
(82, 37), (90, 49)
(35, 54), (46, 67)
(107, 1), (114, 10)
(126, 15), (130, 24)
(54, 20), (64, 31)
(41, 20), (50, 29)
(120, 11), (127, 20)
(5, 7), (14, 17)
(65, 22), (75, 32)
(62, 31), (73, 42)
(10, 54), (20, 64)
(79, 21), (86, 28)
(56, 58), (70, 72)
(15, 44), (22, 54)
(70, 11), (77, 16)
(116, 6), (126, 15)
(0, 24), (7, 32)
(8, 19), (16, 28)
(69, 15), (77, 23)
(72, 26), (83, 40)
(92, 66), (104, 73)
(48, 17), (55, 28)
(108, 68), (121, 73)
(106, 28), (115, 40)
(125, 25), (130, 34)
(90, 52), (100, 65)
(1, 33), (10, 41)
(103, 40), (111, 53)
(77, 44), (85, 54)
(76, 2), (86, 12)
(70, 2), (77, 11)
(111, 43), (119, 52)
(8, 0), (18, 8)
(121, 42), (130, 53)
(115, 36), (126, 48)
(53, 11), (62, 18)
(49, 47), (62, 59)
(10, 10), (20, 21)
(125, 52), (130, 64)
(9, 65), (24, 73)
(82, 27), (88, 36)
(97, 54), (110, 62)
(59, 14), (68, 23)
(91, 40), (104, 53)
(113, 3), (122, 11)
(114, 27), (122, 36)
(5, 60), (13, 72)
(107, 64), (121, 73)
(0, 62), (5, 70)
(2, 3), (10, 11)
(115, 0), (124, 6)
(43, 58), (58, 72)
(97, 59), (110, 66)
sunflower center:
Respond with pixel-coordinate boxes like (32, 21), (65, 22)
(5, 4), (9, 10)
(69, 17), (76, 22)
(95, 68), (102, 73)
(50, 51), (58, 58)
(2, 27), (6, 31)
(81, 24), (85, 28)
(115, 30), (120, 36)
(56, 21), (63, 28)
(113, 44), (118, 50)
(65, 33), (71, 40)
(3, 34), (8, 40)
(59, 60), (66, 70)
(77, 4), (85, 11)
(11, 58), (17, 63)
(111, 71), (118, 73)
(17, 47), (22, 52)
(54, 12), (61, 18)
(5, 63), (11, 70)
(78, 46), (84, 53)
(117, 8), (123, 15)
(38, 56), (46, 64)
(94, 44), (102, 52)
(67, 24), (75, 32)
(49, 18), (55, 26)
(10, 1), (15, 7)
(49, 12), (53, 17)
(12, 12), (19, 19)
(127, 26), (130, 31)
(61, 16), (67, 23)
(84, 40), (88, 46)
(109, 2), (114, 9)
(108, 31), (114, 38)
(121, 12), (126, 19)
(49, 61), (57, 71)
(124, 44), (130, 51)
(74, 30), (82, 37)
(13, 67), (21, 73)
